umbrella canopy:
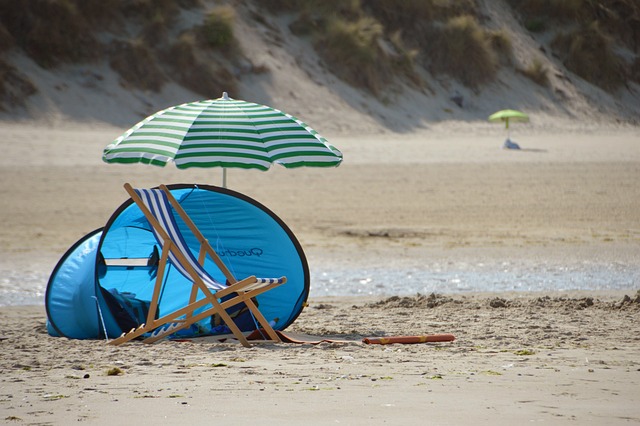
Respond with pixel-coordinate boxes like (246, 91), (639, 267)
(103, 92), (342, 186)
(488, 109), (529, 129)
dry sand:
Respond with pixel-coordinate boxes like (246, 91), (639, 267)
(1, 294), (639, 425)
(1, 122), (639, 425)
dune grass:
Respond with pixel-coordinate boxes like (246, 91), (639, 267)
(552, 22), (627, 91)
(0, 59), (37, 111)
(513, 0), (640, 51)
(109, 2), (241, 97)
(109, 39), (165, 92)
(281, 1), (406, 94)
(0, 23), (12, 53)
(366, 0), (480, 29)
(315, 15), (388, 94)
(260, 0), (360, 16)
(0, 0), (240, 98)
(200, 6), (236, 50)
(0, 0), (637, 103)
(164, 32), (237, 98)
(267, 0), (477, 93)
(518, 58), (550, 87)
(632, 58), (640, 83)
(0, 0), (100, 68)
(512, 0), (640, 52)
(511, 0), (583, 21)
(364, 0), (436, 32)
(428, 15), (498, 88)
(511, 0), (638, 91)
(488, 29), (514, 66)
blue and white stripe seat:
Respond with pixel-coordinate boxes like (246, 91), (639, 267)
(134, 188), (285, 291)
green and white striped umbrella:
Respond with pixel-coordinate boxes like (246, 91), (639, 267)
(103, 92), (342, 186)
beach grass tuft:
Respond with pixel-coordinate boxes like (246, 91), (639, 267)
(518, 58), (550, 87)
(163, 30), (238, 98)
(109, 39), (166, 92)
(200, 5), (236, 50)
(0, 0), (100, 68)
(552, 22), (627, 91)
(0, 59), (37, 111)
(428, 15), (498, 88)
(315, 15), (389, 95)
(488, 29), (514, 66)
(107, 367), (124, 376)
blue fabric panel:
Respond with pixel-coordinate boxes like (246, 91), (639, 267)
(45, 230), (102, 338)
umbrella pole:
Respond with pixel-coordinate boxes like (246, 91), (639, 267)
(222, 168), (227, 188)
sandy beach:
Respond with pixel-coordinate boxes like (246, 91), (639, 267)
(1, 291), (639, 425)
(1, 121), (639, 425)
(2, 0), (640, 423)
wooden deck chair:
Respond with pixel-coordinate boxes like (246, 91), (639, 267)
(108, 183), (286, 347)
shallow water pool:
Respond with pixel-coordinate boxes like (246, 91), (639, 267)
(310, 259), (639, 297)
(1, 259), (638, 306)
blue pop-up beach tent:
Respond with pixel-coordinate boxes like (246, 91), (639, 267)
(45, 184), (309, 340)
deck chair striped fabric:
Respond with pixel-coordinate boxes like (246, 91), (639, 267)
(108, 183), (286, 347)
(136, 187), (282, 292)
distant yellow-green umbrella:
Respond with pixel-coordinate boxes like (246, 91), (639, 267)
(488, 109), (529, 140)
(103, 92), (343, 187)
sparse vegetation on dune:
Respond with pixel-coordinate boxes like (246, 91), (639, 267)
(0, 0), (638, 114)
(632, 57), (640, 83)
(0, 59), (37, 111)
(553, 22), (627, 91)
(0, 18), (13, 53)
(0, 0), (101, 68)
(512, 0), (584, 22)
(263, 0), (497, 92)
(427, 15), (499, 89)
(265, 0), (422, 94)
(316, 15), (388, 94)
(364, 0), (480, 30)
(164, 32), (238, 98)
(0, 0), (241, 104)
(488, 30), (514, 66)
(516, 58), (549, 87)
(518, 58), (550, 87)
(200, 6), (236, 51)
(511, 0), (640, 90)
(109, 39), (165, 92)
(513, 0), (640, 52)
